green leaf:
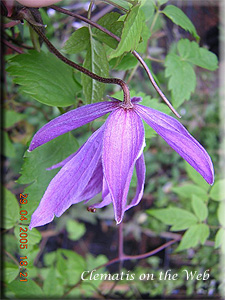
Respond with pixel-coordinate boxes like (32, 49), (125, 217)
(110, 53), (138, 70)
(215, 228), (225, 249)
(66, 219), (86, 241)
(63, 27), (90, 54)
(185, 161), (209, 190)
(43, 267), (64, 297)
(17, 133), (79, 222)
(177, 39), (218, 71)
(92, 12), (123, 49)
(81, 34), (109, 104)
(217, 203), (225, 227)
(162, 5), (199, 40)
(165, 53), (196, 107)
(3, 188), (20, 229)
(14, 226), (42, 245)
(4, 262), (19, 283)
(102, 0), (132, 10)
(191, 195), (208, 221)
(7, 279), (43, 297)
(7, 50), (81, 107)
(209, 179), (225, 201)
(176, 224), (209, 251)
(3, 131), (16, 158)
(172, 183), (208, 202)
(110, 5), (144, 59)
(4, 110), (26, 128)
(148, 206), (197, 231)
(140, 0), (155, 21)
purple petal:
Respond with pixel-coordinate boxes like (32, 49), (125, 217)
(87, 178), (112, 209)
(125, 152), (145, 211)
(107, 96), (142, 104)
(102, 108), (145, 224)
(29, 101), (119, 151)
(29, 126), (104, 229)
(135, 104), (214, 185)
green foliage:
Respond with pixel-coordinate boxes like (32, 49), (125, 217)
(165, 53), (196, 107)
(177, 39), (218, 71)
(103, 0), (132, 10)
(17, 133), (79, 221)
(109, 4), (144, 59)
(148, 207), (198, 231)
(63, 27), (90, 54)
(4, 110), (26, 128)
(191, 195), (208, 221)
(7, 51), (81, 107)
(176, 224), (210, 252)
(92, 12), (123, 49)
(4, 262), (19, 284)
(172, 183), (209, 202)
(162, 5), (199, 40)
(81, 31), (109, 103)
(3, 188), (20, 229)
(165, 39), (218, 107)
(66, 219), (86, 241)
(7, 279), (44, 298)
(209, 179), (225, 201)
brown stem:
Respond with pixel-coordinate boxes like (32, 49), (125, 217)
(63, 238), (179, 297)
(26, 22), (132, 108)
(49, 5), (180, 118)
(3, 40), (24, 54)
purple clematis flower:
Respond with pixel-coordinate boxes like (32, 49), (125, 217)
(28, 97), (214, 229)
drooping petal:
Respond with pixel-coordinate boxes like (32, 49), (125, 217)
(29, 101), (119, 151)
(125, 152), (145, 211)
(29, 126), (104, 229)
(102, 108), (145, 224)
(86, 177), (112, 209)
(135, 104), (214, 184)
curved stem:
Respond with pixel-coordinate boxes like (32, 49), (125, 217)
(50, 5), (180, 118)
(26, 22), (132, 108)
(63, 237), (179, 297)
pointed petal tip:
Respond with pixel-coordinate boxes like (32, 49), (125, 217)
(116, 218), (122, 225)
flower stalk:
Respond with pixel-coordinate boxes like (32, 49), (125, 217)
(49, 4), (180, 118)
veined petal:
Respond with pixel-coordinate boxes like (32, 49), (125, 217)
(125, 152), (145, 211)
(135, 104), (214, 185)
(29, 101), (118, 151)
(87, 178), (112, 209)
(102, 108), (145, 224)
(29, 126), (104, 229)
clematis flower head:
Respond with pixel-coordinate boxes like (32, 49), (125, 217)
(28, 97), (214, 229)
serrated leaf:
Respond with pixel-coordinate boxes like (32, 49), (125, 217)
(7, 51), (81, 107)
(177, 39), (218, 71)
(185, 161), (209, 190)
(110, 53), (137, 70)
(191, 195), (208, 221)
(14, 226), (42, 245)
(176, 224), (209, 252)
(3, 188), (20, 229)
(17, 133), (79, 222)
(165, 53), (196, 107)
(162, 5), (199, 40)
(110, 5), (144, 59)
(43, 267), (64, 297)
(4, 263), (19, 283)
(172, 183), (208, 202)
(215, 228), (225, 249)
(92, 12), (123, 49)
(81, 34), (109, 104)
(148, 206), (197, 231)
(66, 219), (86, 241)
(63, 27), (90, 54)
(7, 279), (43, 297)
(209, 179), (225, 201)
